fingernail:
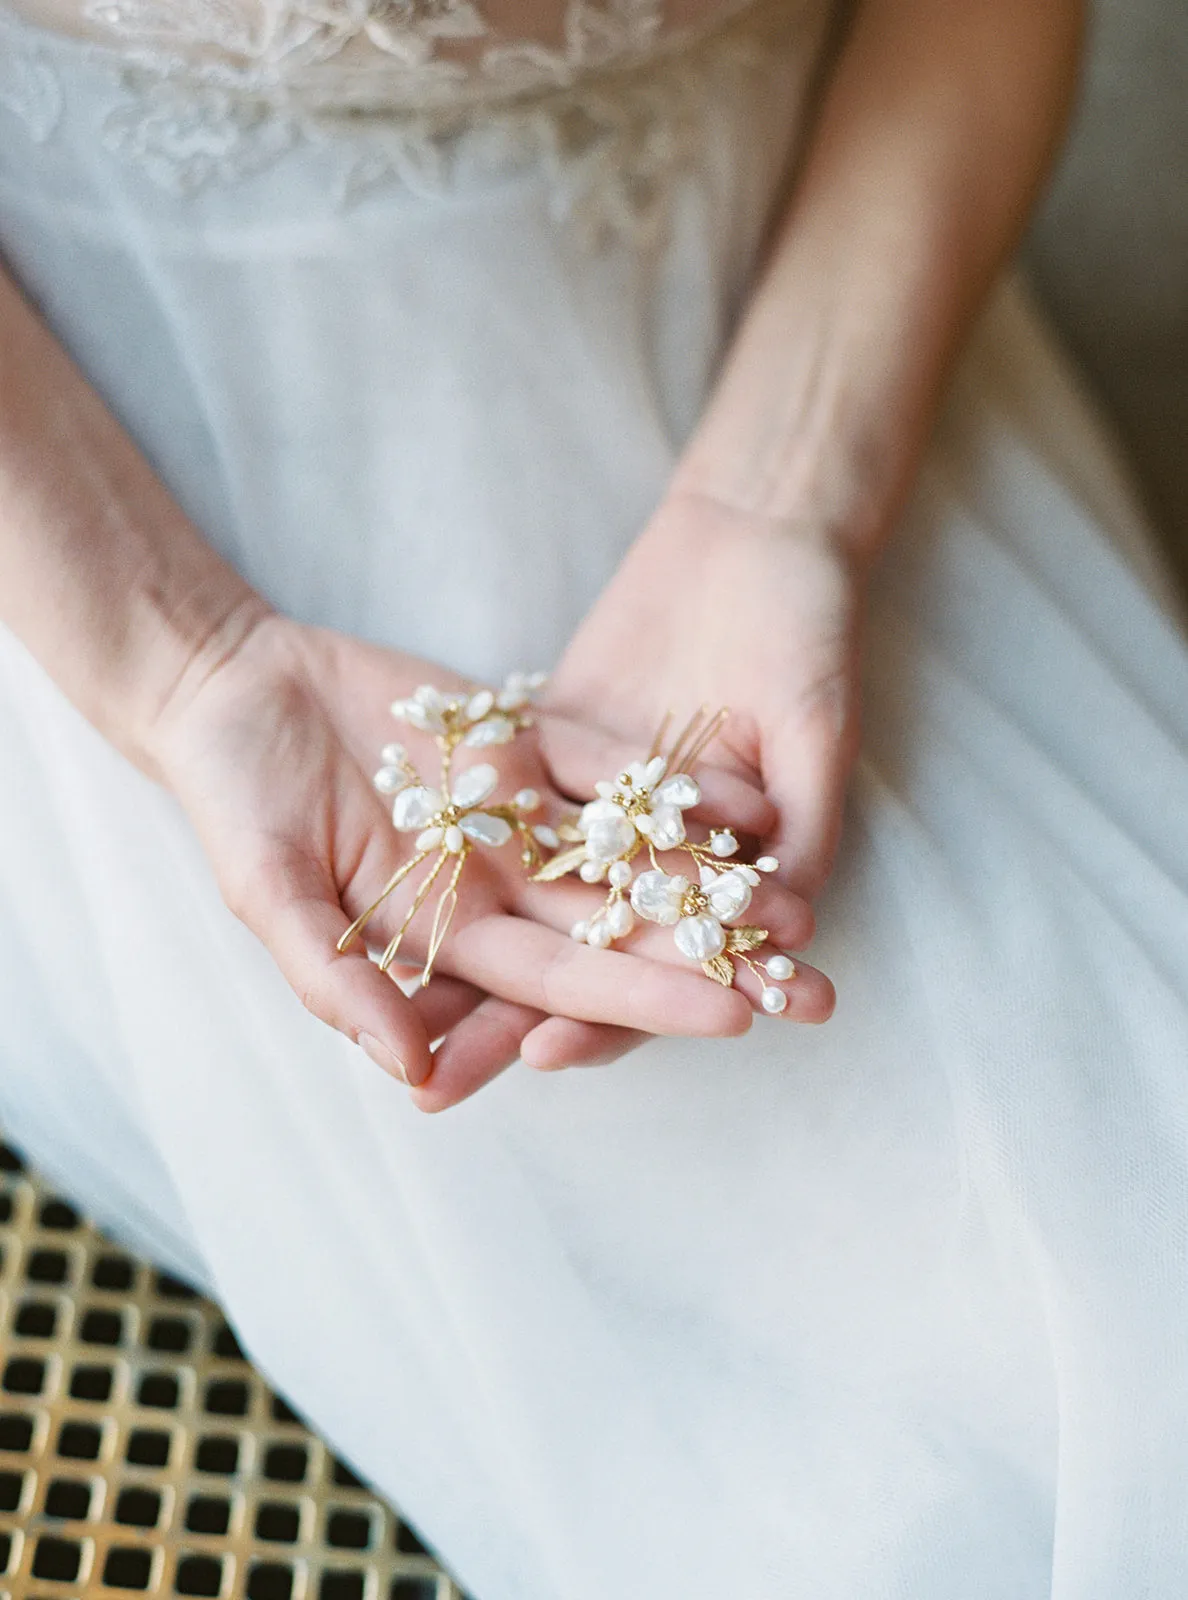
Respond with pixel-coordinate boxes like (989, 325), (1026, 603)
(357, 1032), (409, 1085)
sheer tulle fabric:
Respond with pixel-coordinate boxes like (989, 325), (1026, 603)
(3, 5), (1188, 1597)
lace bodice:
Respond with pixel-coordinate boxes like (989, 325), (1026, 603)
(0, 0), (773, 110)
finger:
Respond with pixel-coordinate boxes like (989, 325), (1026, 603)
(727, 950), (837, 1024)
(519, 1016), (647, 1072)
(410, 995), (545, 1113)
(539, 714), (776, 837)
(225, 842), (435, 1087)
(444, 913), (754, 1037)
(760, 687), (861, 901)
(405, 973), (487, 1042)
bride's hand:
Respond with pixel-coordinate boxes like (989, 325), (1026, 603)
(543, 490), (860, 1009)
(143, 612), (820, 1108)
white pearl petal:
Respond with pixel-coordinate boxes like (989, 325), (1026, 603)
(415, 826), (444, 852)
(709, 829), (738, 858)
(630, 870), (688, 926)
(443, 824), (466, 853)
(586, 920), (613, 950)
(466, 688), (495, 722)
(765, 954), (795, 981)
(642, 804), (686, 850)
(756, 856), (780, 873)
(761, 986), (788, 1015)
(380, 742), (407, 766)
(585, 813), (637, 864)
(497, 687), (530, 710)
(675, 913), (727, 961)
(374, 766), (408, 795)
(570, 920), (589, 943)
(594, 781), (617, 801)
(607, 860), (632, 889)
(605, 900), (634, 938)
(706, 871), (752, 924)
(625, 760), (650, 788)
(458, 812), (512, 847)
(393, 786), (443, 830)
(513, 788), (540, 812)
(451, 763), (498, 809)
(736, 866), (761, 887)
(644, 756), (667, 787)
(389, 699), (410, 721)
(654, 774), (700, 809)
(464, 715), (516, 747)
(533, 824), (560, 849)
(402, 702), (437, 733)
(580, 798), (622, 832)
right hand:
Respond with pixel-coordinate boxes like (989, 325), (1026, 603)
(144, 611), (826, 1110)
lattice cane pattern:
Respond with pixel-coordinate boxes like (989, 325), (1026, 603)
(0, 1142), (469, 1600)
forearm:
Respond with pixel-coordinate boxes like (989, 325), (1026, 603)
(0, 264), (269, 778)
(674, 0), (1085, 564)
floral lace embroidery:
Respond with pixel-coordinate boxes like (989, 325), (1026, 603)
(0, 0), (817, 239)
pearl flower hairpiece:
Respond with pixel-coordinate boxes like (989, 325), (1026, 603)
(532, 706), (797, 1011)
(341, 689), (797, 1013)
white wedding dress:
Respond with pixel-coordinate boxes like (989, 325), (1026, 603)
(3, 0), (1188, 1592)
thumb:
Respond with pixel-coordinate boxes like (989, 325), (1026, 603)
(224, 842), (435, 1087)
(760, 672), (861, 901)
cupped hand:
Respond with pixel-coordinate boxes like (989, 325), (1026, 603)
(544, 489), (864, 910)
(143, 612), (824, 1109)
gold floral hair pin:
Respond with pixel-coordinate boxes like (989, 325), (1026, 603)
(337, 673), (552, 983)
(532, 706), (797, 1013)
(341, 687), (797, 1014)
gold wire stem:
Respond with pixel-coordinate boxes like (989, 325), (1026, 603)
(677, 706), (730, 775)
(378, 849), (450, 974)
(661, 705), (709, 780)
(420, 850), (468, 987)
(337, 849), (433, 954)
(646, 711), (673, 765)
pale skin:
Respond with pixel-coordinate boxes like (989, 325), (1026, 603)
(0, 0), (1083, 1110)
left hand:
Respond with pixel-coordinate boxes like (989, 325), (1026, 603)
(542, 488), (862, 989)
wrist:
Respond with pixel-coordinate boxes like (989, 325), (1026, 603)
(118, 570), (275, 782)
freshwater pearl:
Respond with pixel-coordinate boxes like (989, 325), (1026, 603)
(630, 870), (688, 926)
(459, 813), (512, 846)
(756, 856), (780, 873)
(709, 830), (738, 858)
(373, 766), (406, 795)
(674, 913), (726, 961)
(451, 764), (498, 808)
(380, 743), (407, 766)
(765, 954), (795, 981)
(587, 919), (613, 949)
(464, 715), (515, 747)
(394, 786), (443, 830)
(443, 824), (465, 853)
(761, 986), (788, 1015)
(466, 689), (495, 722)
(513, 788), (540, 812)
(570, 920), (589, 943)
(580, 860), (605, 884)
(533, 825), (560, 849)
(607, 860), (633, 890)
(655, 774), (700, 808)
(605, 900), (634, 938)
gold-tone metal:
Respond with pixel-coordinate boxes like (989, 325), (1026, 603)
(378, 851), (449, 974)
(0, 1135), (467, 1600)
(337, 850), (432, 956)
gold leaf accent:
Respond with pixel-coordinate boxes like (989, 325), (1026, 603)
(702, 954), (735, 987)
(530, 844), (589, 883)
(727, 926), (768, 953)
